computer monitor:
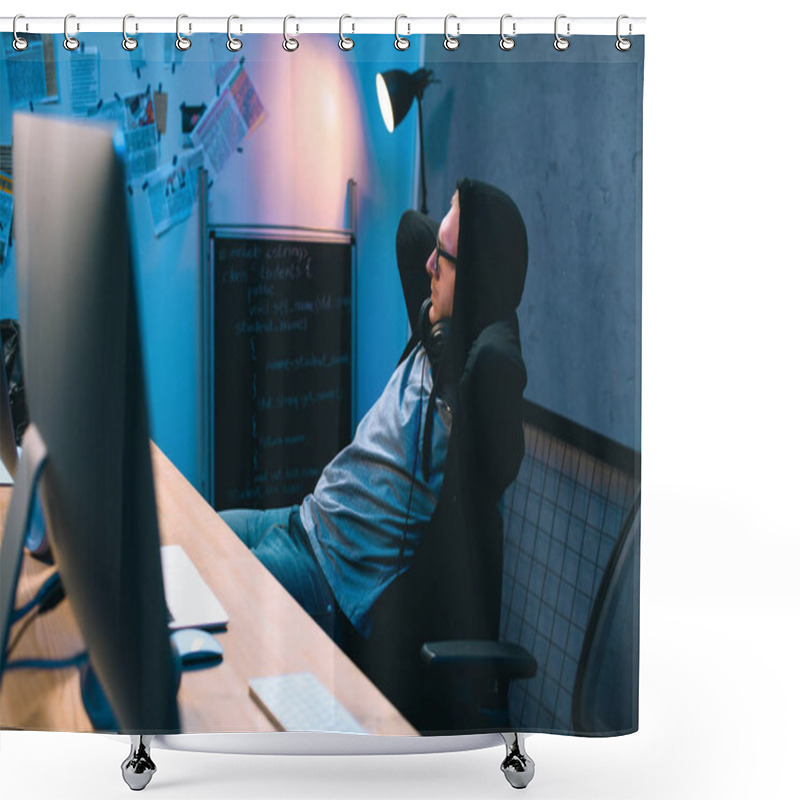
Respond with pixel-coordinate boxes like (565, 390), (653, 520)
(0, 114), (180, 733)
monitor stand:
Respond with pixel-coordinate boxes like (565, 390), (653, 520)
(0, 423), (48, 679)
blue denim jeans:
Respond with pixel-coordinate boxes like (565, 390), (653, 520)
(219, 506), (344, 645)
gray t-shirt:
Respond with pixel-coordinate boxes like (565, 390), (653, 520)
(300, 344), (452, 637)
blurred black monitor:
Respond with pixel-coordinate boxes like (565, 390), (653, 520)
(0, 114), (179, 733)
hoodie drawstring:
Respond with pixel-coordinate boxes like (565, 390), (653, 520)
(421, 367), (442, 482)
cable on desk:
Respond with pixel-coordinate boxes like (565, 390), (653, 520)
(5, 573), (65, 659)
(4, 652), (89, 672)
(11, 572), (63, 623)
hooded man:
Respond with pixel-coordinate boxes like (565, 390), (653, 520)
(221, 179), (528, 669)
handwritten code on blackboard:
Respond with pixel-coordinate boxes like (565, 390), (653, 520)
(212, 234), (352, 509)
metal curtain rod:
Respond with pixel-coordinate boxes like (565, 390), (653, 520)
(0, 16), (646, 36)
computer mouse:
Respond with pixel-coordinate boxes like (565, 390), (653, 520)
(170, 628), (224, 667)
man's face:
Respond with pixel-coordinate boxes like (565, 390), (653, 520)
(425, 195), (459, 324)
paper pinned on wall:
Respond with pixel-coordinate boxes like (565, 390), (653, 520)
(0, 145), (11, 178)
(90, 89), (160, 179)
(191, 66), (265, 174)
(153, 91), (168, 135)
(209, 34), (238, 87)
(147, 149), (204, 237)
(0, 173), (13, 266)
(89, 94), (124, 126)
(70, 46), (100, 113)
(181, 103), (207, 149)
(2, 34), (59, 109)
(123, 89), (160, 178)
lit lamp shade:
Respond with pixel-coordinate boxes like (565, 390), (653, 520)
(376, 67), (435, 214)
(376, 69), (420, 133)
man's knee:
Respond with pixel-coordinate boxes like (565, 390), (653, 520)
(219, 508), (250, 545)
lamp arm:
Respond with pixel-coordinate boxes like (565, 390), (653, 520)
(417, 98), (428, 216)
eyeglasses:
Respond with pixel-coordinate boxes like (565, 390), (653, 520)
(433, 246), (458, 279)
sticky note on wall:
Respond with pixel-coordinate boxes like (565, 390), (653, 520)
(154, 91), (168, 135)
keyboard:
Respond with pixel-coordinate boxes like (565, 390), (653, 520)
(249, 672), (367, 734)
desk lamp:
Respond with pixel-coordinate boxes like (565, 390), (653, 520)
(376, 68), (435, 214)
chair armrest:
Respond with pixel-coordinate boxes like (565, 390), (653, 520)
(420, 640), (537, 681)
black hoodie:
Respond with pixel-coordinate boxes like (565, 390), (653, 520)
(396, 177), (529, 495)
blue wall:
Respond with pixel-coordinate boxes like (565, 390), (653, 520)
(1, 33), (421, 489)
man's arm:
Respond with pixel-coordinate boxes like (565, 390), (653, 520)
(395, 210), (438, 331)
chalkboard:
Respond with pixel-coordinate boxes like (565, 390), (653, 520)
(210, 231), (353, 510)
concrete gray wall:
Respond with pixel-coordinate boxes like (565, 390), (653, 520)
(421, 35), (643, 451)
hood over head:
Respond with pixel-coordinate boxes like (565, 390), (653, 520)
(395, 178), (529, 481)
(452, 177), (528, 344)
(396, 177), (528, 363)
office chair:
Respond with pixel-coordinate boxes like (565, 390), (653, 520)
(572, 490), (640, 734)
(340, 472), (538, 734)
(1, 319), (29, 446)
(339, 209), (537, 734)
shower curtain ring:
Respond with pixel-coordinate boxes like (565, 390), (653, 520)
(176, 14), (192, 51)
(122, 14), (138, 51)
(394, 15), (410, 50)
(339, 15), (355, 50)
(500, 14), (516, 50)
(12, 15), (28, 51)
(554, 14), (570, 51)
(283, 15), (299, 52)
(64, 13), (80, 51)
(443, 14), (460, 51)
(616, 15), (632, 51)
(227, 15), (243, 51)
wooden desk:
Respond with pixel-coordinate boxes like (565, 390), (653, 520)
(0, 444), (416, 736)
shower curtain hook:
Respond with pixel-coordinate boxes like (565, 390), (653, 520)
(554, 14), (570, 51)
(616, 15), (632, 51)
(63, 13), (80, 51)
(176, 14), (192, 51)
(500, 14), (516, 50)
(12, 15), (28, 51)
(394, 15), (410, 50)
(122, 14), (138, 51)
(339, 15), (355, 50)
(443, 14), (460, 51)
(283, 15), (299, 52)
(227, 15), (243, 51)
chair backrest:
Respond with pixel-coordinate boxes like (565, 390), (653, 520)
(499, 412), (640, 732)
(342, 326), (527, 732)
(572, 492), (640, 734)
(342, 406), (507, 733)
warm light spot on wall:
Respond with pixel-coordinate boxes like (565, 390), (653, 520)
(215, 35), (368, 230)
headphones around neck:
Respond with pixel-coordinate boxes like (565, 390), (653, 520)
(417, 298), (450, 365)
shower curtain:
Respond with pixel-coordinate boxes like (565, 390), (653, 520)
(0, 25), (643, 739)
